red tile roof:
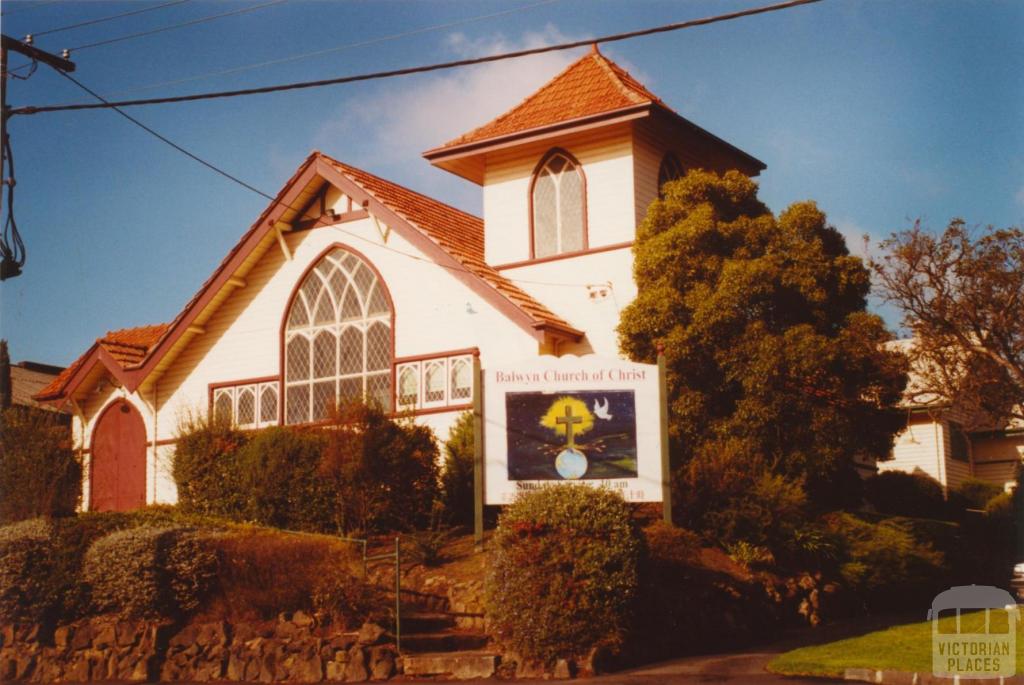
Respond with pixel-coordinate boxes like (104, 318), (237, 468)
(436, 46), (672, 151)
(322, 156), (578, 334)
(35, 324), (169, 400)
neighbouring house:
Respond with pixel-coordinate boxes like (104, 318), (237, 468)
(880, 339), (1023, 492)
(34, 46), (764, 512)
(8, 360), (69, 419)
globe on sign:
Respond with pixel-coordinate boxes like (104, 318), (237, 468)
(555, 447), (588, 479)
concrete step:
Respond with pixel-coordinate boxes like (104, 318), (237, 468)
(401, 650), (500, 679)
(401, 612), (456, 633)
(400, 631), (490, 654)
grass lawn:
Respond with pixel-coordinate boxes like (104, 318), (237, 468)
(768, 610), (1024, 678)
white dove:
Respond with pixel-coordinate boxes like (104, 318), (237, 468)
(593, 397), (613, 420)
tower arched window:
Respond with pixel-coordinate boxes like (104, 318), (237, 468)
(657, 152), (685, 197)
(531, 149), (586, 258)
(283, 247), (392, 424)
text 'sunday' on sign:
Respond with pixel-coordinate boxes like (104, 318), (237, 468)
(483, 355), (663, 504)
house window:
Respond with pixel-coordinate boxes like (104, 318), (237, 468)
(424, 360), (446, 405)
(211, 381), (278, 429)
(284, 247), (392, 424)
(397, 364), (419, 409)
(658, 152), (685, 197)
(949, 422), (970, 462)
(531, 150), (585, 258)
(450, 357), (472, 401)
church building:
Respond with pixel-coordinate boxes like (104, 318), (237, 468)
(35, 47), (764, 512)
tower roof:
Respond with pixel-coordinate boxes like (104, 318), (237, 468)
(433, 45), (671, 152)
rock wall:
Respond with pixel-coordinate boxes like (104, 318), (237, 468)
(0, 613), (398, 683)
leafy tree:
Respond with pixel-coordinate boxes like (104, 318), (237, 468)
(440, 411), (475, 527)
(618, 170), (907, 518)
(0, 407), (81, 522)
(872, 220), (1024, 427)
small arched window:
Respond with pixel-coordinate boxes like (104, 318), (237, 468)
(531, 150), (585, 258)
(284, 247), (393, 423)
(658, 152), (685, 197)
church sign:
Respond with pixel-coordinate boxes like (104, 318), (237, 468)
(483, 355), (665, 504)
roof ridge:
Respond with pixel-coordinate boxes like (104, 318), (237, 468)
(590, 52), (651, 106)
(439, 49), (596, 148)
(323, 154), (482, 225)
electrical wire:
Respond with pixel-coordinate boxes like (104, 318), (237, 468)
(5, 59), (38, 81)
(1, 132), (27, 279)
(91, 0), (561, 100)
(13, 0), (824, 116)
(0, 0), (65, 18)
(29, 0), (192, 39)
(65, 0), (286, 54)
(54, 70), (596, 292)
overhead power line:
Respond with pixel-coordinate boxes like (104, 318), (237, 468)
(13, 0), (823, 116)
(54, 71), (602, 291)
(65, 0), (286, 54)
(91, 0), (561, 100)
(28, 0), (192, 39)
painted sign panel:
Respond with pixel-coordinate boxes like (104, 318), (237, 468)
(484, 355), (662, 504)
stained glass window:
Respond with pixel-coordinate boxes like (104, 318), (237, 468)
(532, 151), (585, 258)
(284, 248), (392, 423)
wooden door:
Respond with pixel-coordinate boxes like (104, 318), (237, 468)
(90, 399), (147, 511)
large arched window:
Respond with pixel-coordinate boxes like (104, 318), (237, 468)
(284, 247), (392, 424)
(657, 152), (685, 197)
(531, 149), (586, 258)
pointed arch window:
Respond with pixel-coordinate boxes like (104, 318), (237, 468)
(658, 152), (685, 197)
(284, 247), (392, 424)
(531, 149), (586, 258)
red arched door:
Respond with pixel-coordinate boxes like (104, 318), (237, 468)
(90, 399), (147, 511)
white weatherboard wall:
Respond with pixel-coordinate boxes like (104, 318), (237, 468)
(880, 415), (948, 485)
(482, 125), (636, 267)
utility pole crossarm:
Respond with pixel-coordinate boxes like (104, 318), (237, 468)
(2, 35), (76, 73)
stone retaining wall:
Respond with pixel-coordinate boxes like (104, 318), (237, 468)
(0, 613), (398, 683)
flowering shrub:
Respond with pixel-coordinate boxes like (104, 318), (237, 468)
(486, 486), (642, 663)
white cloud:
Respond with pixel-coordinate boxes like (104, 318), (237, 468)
(314, 26), (584, 204)
(831, 216), (876, 259)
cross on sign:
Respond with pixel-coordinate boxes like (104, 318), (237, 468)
(556, 404), (583, 447)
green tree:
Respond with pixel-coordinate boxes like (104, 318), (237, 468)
(618, 170), (906, 522)
(0, 407), (81, 522)
(440, 411), (475, 527)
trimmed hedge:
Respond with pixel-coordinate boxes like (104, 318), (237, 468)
(0, 519), (55, 622)
(486, 486), (642, 664)
(83, 526), (217, 619)
(0, 407), (80, 522)
(863, 471), (946, 519)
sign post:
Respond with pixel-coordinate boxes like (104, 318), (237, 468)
(482, 355), (666, 505)
(472, 353), (484, 550)
(657, 349), (672, 524)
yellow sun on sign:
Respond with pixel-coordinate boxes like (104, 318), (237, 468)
(540, 396), (594, 445)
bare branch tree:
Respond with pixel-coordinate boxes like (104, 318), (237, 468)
(872, 219), (1024, 428)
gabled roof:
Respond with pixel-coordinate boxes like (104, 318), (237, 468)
(35, 153), (579, 403)
(321, 157), (577, 335)
(35, 324), (169, 401)
(423, 45), (765, 183)
(435, 45), (671, 151)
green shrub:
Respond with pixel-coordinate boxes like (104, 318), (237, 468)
(0, 519), (55, 622)
(235, 426), (332, 531)
(954, 478), (1005, 511)
(321, 401), (440, 534)
(0, 407), (80, 522)
(863, 471), (946, 519)
(985, 490), (1014, 519)
(172, 413), (249, 518)
(824, 512), (945, 610)
(83, 526), (217, 619)
(440, 411), (475, 527)
(486, 485), (642, 663)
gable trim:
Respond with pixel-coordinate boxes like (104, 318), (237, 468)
(313, 159), (572, 343)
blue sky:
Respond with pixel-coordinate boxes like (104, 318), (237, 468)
(1, 0), (1021, 366)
